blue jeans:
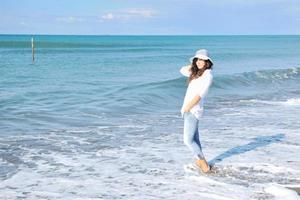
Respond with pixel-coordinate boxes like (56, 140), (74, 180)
(183, 112), (204, 159)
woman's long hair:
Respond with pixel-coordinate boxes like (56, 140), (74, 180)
(188, 58), (213, 84)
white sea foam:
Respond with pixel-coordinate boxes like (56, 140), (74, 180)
(286, 98), (300, 106)
(1, 130), (299, 200)
(252, 163), (300, 174)
(195, 192), (239, 200)
(188, 175), (228, 186)
(240, 98), (300, 106)
(96, 148), (124, 157)
(1, 97), (300, 200)
(264, 185), (300, 200)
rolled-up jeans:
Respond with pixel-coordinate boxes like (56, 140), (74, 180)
(183, 112), (204, 159)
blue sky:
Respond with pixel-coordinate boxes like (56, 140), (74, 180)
(1, 0), (300, 35)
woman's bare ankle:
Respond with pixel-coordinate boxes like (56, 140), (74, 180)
(196, 159), (210, 173)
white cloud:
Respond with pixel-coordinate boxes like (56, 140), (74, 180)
(101, 13), (115, 20)
(126, 9), (155, 18)
(56, 16), (85, 23)
(100, 8), (156, 22)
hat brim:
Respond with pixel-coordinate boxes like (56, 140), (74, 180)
(189, 55), (212, 63)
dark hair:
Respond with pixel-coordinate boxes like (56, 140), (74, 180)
(188, 58), (213, 84)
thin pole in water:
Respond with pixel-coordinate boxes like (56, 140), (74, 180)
(31, 37), (35, 63)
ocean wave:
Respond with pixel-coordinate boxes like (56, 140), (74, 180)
(108, 67), (299, 107)
(213, 67), (299, 89)
(117, 67), (300, 94)
(106, 67), (299, 110)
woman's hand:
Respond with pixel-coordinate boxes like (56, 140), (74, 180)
(183, 107), (190, 113)
(181, 95), (201, 117)
(181, 107), (190, 117)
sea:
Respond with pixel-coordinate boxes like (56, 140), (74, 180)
(0, 35), (300, 199)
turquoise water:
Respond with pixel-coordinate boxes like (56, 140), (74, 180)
(0, 35), (300, 199)
(1, 35), (300, 132)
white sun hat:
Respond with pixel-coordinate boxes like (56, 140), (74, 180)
(189, 49), (213, 63)
(180, 49), (213, 77)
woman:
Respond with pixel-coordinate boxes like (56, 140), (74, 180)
(180, 49), (213, 173)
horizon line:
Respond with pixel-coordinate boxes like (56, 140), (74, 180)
(0, 33), (300, 37)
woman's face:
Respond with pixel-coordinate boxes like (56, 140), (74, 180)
(196, 58), (206, 70)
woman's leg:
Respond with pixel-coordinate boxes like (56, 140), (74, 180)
(193, 128), (202, 150)
(194, 129), (210, 172)
(183, 112), (204, 159)
(183, 112), (210, 172)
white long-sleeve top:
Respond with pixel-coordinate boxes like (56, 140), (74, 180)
(181, 69), (213, 119)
